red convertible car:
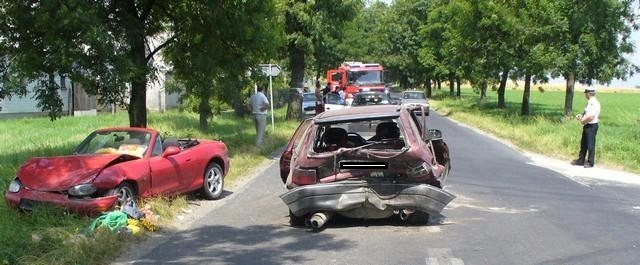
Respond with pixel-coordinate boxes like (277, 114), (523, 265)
(5, 127), (229, 214)
(279, 105), (454, 228)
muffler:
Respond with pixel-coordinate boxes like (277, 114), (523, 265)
(307, 212), (333, 229)
(399, 209), (415, 220)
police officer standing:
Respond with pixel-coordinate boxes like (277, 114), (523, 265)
(571, 85), (601, 168)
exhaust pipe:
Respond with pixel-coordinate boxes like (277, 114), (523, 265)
(399, 209), (415, 220)
(308, 212), (333, 229)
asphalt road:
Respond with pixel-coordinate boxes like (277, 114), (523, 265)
(115, 112), (640, 265)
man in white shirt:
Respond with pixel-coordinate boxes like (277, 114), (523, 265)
(249, 85), (270, 146)
(571, 86), (601, 168)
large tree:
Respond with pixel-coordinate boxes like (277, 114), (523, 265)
(164, 1), (279, 129)
(552, 0), (636, 116)
(0, 1), (182, 127)
(282, 0), (360, 88)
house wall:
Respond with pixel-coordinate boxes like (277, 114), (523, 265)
(0, 76), (72, 115)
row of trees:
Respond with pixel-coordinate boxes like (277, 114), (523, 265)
(345, 0), (637, 116)
(0, 0), (636, 128)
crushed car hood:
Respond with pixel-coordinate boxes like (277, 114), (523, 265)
(18, 154), (136, 191)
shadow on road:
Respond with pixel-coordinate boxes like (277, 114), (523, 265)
(128, 224), (357, 264)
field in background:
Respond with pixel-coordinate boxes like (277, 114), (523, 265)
(430, 86), (640, 174)
(0, 109), (299, 264)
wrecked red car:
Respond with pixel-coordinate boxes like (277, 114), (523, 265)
(279, 105), (454, 228)
(5, 127), (229, 214)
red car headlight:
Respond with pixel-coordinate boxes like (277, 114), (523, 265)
(68, 184), (97, 196)
(8, 179), (21, 193)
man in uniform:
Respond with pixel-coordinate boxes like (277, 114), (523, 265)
(571, 86), (601, 168)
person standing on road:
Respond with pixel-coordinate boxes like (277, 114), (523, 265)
(571, 86), (601, 168)
(249, 85), (270, 146)
(314, 80), (325, 115)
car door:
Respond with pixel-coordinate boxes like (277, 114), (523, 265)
(148, 135), (184, 195)
(280, 119), (313, 183)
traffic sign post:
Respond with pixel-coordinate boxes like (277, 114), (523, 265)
(259, 64), (281, 132)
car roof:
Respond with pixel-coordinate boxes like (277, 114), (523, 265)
(402, 90), (424, 94)
(314, 105), (401, 124)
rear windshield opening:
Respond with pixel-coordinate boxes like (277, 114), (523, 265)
(313, 119), (406, 153)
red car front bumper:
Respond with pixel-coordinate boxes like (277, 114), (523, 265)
(6, 189), (118, 215)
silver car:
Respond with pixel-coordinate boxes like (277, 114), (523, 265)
(401, 90), (429, 114)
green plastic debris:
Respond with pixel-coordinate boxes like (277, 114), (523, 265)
(88, 211), (128, 233)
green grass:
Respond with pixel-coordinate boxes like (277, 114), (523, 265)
(0, 108), (300, 265)
(429, 85), (640, 173)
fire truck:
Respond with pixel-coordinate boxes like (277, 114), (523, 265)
(326, 62), (387, 97)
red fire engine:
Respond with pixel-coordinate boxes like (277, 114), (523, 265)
(326, 62), (387, 97)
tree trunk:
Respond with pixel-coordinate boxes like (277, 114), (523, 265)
(124, 2), (148, 128)
(425, 78), (432, 98)
(521, 74), (531, 116)
(455, 76), (461, 97)
(129, 77), (148, 128)
(479, 80), (487, 101)
(498, 70), (509, 108)
(448, 73), (455, 97)
(286, 88), (302, 120)
(436, 79), (441, 90)
(563, 72), (575, 116)
(198, 87), (212, 130)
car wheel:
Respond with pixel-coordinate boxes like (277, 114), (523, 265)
(202, 163), (224, 200)
(107, 182), (136, 206)
(406, 211), (430, 225)
(288, 210), (306, 227)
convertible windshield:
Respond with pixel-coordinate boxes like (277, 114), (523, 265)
(75, 130), (152, 158)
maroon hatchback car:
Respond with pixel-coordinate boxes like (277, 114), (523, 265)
(279, 105), (455, 228)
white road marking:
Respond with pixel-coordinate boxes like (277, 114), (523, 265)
(425, 248), (465, 265)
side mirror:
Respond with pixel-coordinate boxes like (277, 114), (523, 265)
(426, 129), (442, 140)
(162, 146), (181, 158)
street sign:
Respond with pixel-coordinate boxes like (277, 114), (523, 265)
(257, 63), (281, 131)
(259, 64), (281, 77)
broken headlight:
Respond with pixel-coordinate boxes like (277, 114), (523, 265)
(68, 184), (97, 196)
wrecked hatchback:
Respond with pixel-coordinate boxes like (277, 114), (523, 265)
(280, 105), (455, 228)
(6, 127), (229, 214)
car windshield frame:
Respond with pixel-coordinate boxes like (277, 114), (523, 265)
(74, 130), (152, 158)
(403, 92), (426, 99)
(352, 93), (390, 106)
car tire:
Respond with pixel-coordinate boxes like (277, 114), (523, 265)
(405, 211), (430, 225)
(107, 182), (137, 207)
(288, 210), (306, 227)
(202, 163), (224, 200)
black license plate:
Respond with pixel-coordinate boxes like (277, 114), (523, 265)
(339, 161), (388, 169)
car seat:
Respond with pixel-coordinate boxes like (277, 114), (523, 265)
(322, 127), (348, 151)
(369, 122), (400, 141)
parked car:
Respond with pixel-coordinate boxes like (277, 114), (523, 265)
(301, 92), (317, 116)
(279, 105), (454, 228)
(324, 93), (346, 112)
(5, 127), (229, 214)
(401, 90), (429, 114)
(351, 91), (392, 106)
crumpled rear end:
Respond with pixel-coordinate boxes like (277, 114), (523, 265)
(280, 180), (455, 217)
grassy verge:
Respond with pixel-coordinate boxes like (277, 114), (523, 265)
(429, 85), (640, 174)
(0, 108), (300, 265)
